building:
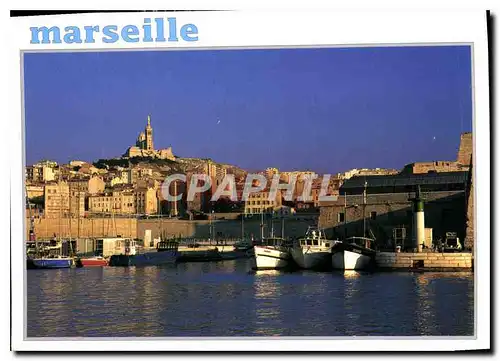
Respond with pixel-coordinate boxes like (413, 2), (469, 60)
(88, 175), (106, 195)
(337, 168), (398, 180)
(44, 181), (70, 218)
(122, 115), (175, 160)
(129, 166), (154, 184)
(244, 189), (283, 215)
(319, 171), (470, 250)
(69, 190), (85, 218)
(88, 189), (135, 215)
(401, 161), (469, 174)
(26, 184), (45, 199)
(265, 167), (279, 179)
(280, 171), (317, 183)
(26, 160), (58, 183)
(135, 186), (158, 215)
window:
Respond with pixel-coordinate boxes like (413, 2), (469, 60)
(370, 211), (377, 220)
(338, 212), (345, 223)
(313, 239), (319, 246)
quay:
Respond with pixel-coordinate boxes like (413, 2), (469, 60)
(375, 252), (473, 271)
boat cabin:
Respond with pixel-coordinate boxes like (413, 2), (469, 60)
(156, 240), (179, 252)
(262, 237), (289, 247)
(346, 236), (374, 250)
(96, 237), (137, 257)
(298, 227), (334, 249)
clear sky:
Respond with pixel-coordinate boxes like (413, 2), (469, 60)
(24, 46), (472, 174)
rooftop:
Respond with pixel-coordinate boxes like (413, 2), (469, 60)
(340, 171), (469, 191)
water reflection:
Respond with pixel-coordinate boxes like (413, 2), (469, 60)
(413, 272), (437, 335)
(27, 260), (474, 337)
(343, 270), (362, 279)
(252, 269), (285, 336)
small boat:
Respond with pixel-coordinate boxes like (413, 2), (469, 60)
(27, 256), (73, 269)
(233, 239), (254, 252)
(108, 240), (179, 267)
(331, 237), (376, 270)
(254, 237), (292, 270)
(78, 256), (108, 267)
(290, 227), (336, 270)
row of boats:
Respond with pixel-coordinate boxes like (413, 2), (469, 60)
(26, 227), (376, 271)
(26, 239), (180, 269)
(254, 227), (376, 271)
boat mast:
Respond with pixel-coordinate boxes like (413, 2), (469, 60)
(363, 179), (367, 238)
(260, 211), (264, 239)
(281, 213), (285, 239)
(241, 212), (244, 240)
(270, 211), (274, 238)
(26, 186), (37, 256)
(344, 191), (347, 239)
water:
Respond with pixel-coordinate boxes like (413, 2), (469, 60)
(27, 259), (474, 337)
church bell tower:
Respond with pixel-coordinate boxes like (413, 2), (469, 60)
(145, 115), (154, 151)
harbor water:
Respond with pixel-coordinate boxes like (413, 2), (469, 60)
(27, 258), (474, 337)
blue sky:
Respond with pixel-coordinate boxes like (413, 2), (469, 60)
(24, 46), (472, 174)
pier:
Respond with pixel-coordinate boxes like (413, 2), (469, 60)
(376, 252), (473, 271)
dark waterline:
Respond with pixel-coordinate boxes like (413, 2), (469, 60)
(26, 259), (474, 337)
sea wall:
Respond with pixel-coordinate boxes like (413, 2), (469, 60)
(27, 216), (316, 241)
(376, 252), (473, 270)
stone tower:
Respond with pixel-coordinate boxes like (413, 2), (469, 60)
(145, 115), (154, 151)
(457, 132), (473, 165)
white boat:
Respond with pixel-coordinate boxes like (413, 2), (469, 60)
(254, 237), (292, 270)
(291, 227), (336, 270)
(331, 237), (376, 270)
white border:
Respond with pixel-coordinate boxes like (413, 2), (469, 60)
(9, 9), (490, 351)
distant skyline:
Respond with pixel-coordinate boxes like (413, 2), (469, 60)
(24, 46), (472, 174)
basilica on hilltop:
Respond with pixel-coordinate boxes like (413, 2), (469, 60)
(122, 115), (175, 160)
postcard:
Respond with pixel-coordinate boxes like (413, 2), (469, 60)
(9, 8), (490, 352)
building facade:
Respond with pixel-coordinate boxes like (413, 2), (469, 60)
(244, 190), (283, 214)
(319, 171), (470, 251)
(88, 190), (135, 215)
(44, 181), (70, 218)
(134, 186), (158, 215)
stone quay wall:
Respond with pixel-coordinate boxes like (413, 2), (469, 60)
(27, 216), (316, 241)
(376, 252), (473, 270)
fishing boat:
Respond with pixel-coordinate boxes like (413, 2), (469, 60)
(331, 180), (376, 270)
(290, 227), (336, 270)
(331, 237), (376, 270)
(254, 237), (292, 269)
(108, 239), (179, 267)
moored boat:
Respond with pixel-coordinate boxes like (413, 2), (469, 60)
(254, 237), (292, 270)
(79, 256), (108, 267)
(290, 227), (336, 270)
(27, 256), (73, 269)
(109, 240), (179, 267)
(331, 237), (376, 270)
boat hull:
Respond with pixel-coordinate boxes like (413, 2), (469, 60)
(291, 248), (331, 270)
(28, 258), (72, 269)
(254, 246), (290, 269)
(331, 243), (375, 270)
(80, 258), (108, 267)
(108, 250), (178, 267)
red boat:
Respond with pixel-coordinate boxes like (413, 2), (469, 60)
(79, 257), (108, 267)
